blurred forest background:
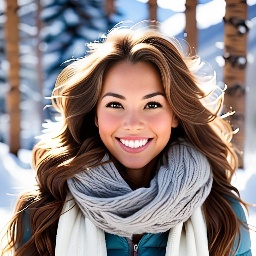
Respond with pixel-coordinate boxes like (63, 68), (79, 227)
(0, 0), (256, 250)
(0, 0), (255, 167)
(0, 0), (256, 169)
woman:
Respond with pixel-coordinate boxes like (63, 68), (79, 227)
(1, 21), (251, 255)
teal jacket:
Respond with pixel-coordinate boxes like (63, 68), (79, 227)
(22, 198), (252, 255)
(105, 197), (252, 255)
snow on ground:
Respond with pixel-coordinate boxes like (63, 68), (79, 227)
(0, 143), (36, 228)
(0, 142), (255, 253)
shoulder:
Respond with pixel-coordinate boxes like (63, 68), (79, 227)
(19, 209), (32, 246)
(228, 197), (252, 256)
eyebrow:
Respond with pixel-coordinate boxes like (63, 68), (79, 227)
(142, 92), (165, 99)
(102, 92), (125, 100)
(101, 92), (165, 100)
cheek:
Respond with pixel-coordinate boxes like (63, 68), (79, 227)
(97, 111), (120, 136)
(147, 114), (173, 134)
(147, 114), (173, 147)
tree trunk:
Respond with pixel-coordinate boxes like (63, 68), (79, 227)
(148, 0), (157, 23)
(185, 0), (197, 51)
(105, 0), (115, 18)
(36, 0), (44, 123)
(4, 0), (21, 155)
(223, 0), (248, 167)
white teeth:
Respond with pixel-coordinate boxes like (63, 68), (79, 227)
(120, 139), (148, 148)
(134, 140), (140, 148)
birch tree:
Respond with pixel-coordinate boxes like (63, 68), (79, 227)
(223, 0), (248, 167)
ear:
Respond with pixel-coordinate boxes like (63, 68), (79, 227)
(171, 115), (179, 128)
(95, 116), (98, 127)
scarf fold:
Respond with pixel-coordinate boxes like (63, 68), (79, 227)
(67, 142), (212, 237)
(55, 194), (209, 256)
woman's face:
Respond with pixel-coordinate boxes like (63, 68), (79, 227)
(96, 61), (178, 173)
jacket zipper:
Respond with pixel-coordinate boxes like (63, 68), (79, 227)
(133, 244), (138, 256)
(127, 238), (138, 256)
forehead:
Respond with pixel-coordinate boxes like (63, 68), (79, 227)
(101, 61), (164, 94)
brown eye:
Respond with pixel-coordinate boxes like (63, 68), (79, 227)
(106, 102), (123, 108)
(145, 101), (162, 109)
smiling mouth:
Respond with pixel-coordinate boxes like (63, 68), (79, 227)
(119, 139), (150, 149)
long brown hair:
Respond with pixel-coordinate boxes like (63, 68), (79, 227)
(1, 22), (246, 255)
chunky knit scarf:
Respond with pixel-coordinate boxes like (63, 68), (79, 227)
(56, 142), (212, 255)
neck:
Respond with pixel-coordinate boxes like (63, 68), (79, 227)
(126, 163), (156, 189)
(112, 158), (158, 190)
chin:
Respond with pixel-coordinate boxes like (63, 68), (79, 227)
(124, 164), (147, 170)
(120, 159), (155, 171)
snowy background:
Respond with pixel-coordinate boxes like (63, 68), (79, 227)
(0, 0), (255, 253)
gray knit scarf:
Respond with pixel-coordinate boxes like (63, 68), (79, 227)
(67, 142), (212, 238)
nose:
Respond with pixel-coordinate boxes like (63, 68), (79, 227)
(123, 110), (144, 131)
